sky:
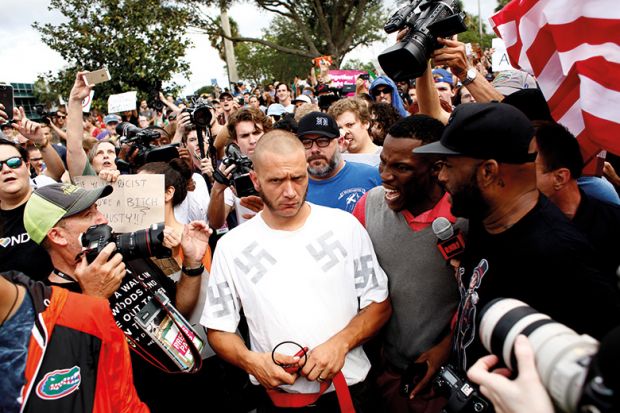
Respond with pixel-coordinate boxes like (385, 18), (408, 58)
(0, 0), (499, 96)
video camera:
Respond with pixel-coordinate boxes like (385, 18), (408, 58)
(222, 142), (257, 198)
(34, 104), (58, 125)
(378, 0), (467, 81)
(80, 222), (171, 264)
(115, 122), (179, 172)
(183, 96), (214, 128)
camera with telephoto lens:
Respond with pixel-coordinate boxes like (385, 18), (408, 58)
(478, 298), (615, 413)
(378, 0), (467, 81)
(80, 223), (171, 264)
(222, 142), (257, 198)
(115, 122), (179, 172)
(433, 365), (489, 413)
(182, 97), (213, 128)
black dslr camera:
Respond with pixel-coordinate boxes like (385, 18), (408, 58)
(222, 143), (257, 198)
(183, 97), (214, 128)
(115, 122), (179, 172)
(433, 365), (489, 413)
(34, 104), (56, 125)
(80, 223), (171, 263)
(378, 0), (467, 80)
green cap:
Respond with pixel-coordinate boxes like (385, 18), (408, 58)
(24, 183), (113, 244)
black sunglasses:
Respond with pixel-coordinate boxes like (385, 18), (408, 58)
(372, 87), (393, 97)
(0, 156), (23, 169)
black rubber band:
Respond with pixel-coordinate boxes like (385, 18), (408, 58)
(271, 340), (308, 373)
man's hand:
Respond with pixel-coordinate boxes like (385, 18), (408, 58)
(75, 242), (126, 298)
(300, 337), (348, 382)
(175, 110), (192, 135)
(69, 71), (94, 103)
(98, 168), (120, 183)
(467, 335), (554, 413)
(239, 195), (263, 213)
(11, 107), (45, 144)
(162, 226), (182, 249)
(0, 103), (9, 124)
(180, 220), (212, 267)
(432, 38), (470, 78)
(409, 332), (453, 399)
(246, 351), (299, 389)
(199, 157), (214, 178)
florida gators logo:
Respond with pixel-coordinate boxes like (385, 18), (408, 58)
(35, 366), (81, 400)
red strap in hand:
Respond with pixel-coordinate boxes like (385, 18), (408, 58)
(267, 371), (355, 412)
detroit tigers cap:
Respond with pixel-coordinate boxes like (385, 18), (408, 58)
(297, 112), (340, 139)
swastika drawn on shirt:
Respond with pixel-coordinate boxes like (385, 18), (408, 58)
(208, 281), (234, 318)
(234, 241), (277, 284)
(354, 254), (377, 293)
(306, 231), (348, 272)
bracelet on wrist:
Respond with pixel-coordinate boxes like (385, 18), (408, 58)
(182, 264), (205, 277)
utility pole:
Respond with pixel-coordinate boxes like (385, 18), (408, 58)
(220, 4), (239, 84)
(478, 0), (483, 39)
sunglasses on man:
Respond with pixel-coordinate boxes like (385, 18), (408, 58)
(371, 87), (393, 97)
(299, 137), (333, 149)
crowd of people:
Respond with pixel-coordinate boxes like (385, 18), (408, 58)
(1, 34), (620, 413)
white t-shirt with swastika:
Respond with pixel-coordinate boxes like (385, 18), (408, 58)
(201, 202), (389, 394)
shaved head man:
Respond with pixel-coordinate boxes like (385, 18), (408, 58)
(203, 129), (391, 411)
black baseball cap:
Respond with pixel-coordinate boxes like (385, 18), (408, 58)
(413, 102), (536, 164)
(297, 112), (340, 139)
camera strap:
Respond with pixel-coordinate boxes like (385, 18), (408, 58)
(125, 270), (203, 374)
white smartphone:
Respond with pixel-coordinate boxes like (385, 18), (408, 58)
(83, 67), (111, 86)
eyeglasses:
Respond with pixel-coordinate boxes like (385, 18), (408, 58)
(372, 87), (392, 97)
(30, 157), (43, 162)
(299, 137), (333, 149)
(56, 115), (66, 119)
(221, 97), (234, 102)
(0, 156), (24, 169)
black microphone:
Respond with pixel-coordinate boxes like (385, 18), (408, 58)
(432, 217), (465, 261)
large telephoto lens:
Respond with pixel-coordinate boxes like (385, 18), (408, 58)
(479, 298), (599, 412)
(115, 223), (171, 260)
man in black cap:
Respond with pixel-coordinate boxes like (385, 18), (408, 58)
(414, 103), (620, 371)
(297, 112), (380, 212)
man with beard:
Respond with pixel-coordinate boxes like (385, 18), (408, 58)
(353, 115), (465, 412)
(297, 112), (380, 212)
(414, 103), (620, 371)
(202, 130), (391, 411)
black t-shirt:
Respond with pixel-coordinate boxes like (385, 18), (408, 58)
(0, 204), (53, 281)
(458, 195), (620, 368)
(573, 190), (620, 280)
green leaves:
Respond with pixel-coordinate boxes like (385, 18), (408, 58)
(34, 0), (193, 104)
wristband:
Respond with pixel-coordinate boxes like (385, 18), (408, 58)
(182, 264), (204, 277)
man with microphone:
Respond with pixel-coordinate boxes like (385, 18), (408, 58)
(353, 115), (467, 413)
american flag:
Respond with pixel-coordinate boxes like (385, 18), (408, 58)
(490, 0), (620, 161)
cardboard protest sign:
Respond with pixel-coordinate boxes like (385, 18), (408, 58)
(491, 38), (515, 72)
(108, 91), (137, 114)
(73, 174), (165, 232)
